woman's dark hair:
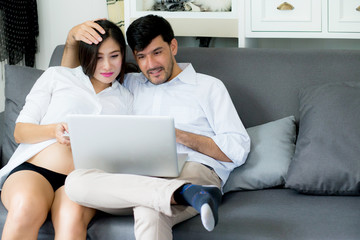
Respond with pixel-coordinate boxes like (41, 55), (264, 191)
(126, 15), (174, 52)
(79, 20), (126, 83)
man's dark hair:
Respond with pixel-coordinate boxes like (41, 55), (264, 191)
(126, 14), (174, 52)
(79, 19), (126, 83)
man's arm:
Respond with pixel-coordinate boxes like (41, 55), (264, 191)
(176, 129), (232, 163)
(61, 20), (105, 68)
(177, 80), (250, 166)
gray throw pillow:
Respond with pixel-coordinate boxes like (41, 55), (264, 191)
(286, 81), (360, 195)
(2, 65), (44, 166)
(223, 116), (296, 193)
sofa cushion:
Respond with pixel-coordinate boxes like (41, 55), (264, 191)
(223, 116), (296, 193)
(0, 111), (4, 162)
(286, 81), (360, 195)
(2, 65), (43, 166)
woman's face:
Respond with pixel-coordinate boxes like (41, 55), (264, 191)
(92, 37), (122, 87)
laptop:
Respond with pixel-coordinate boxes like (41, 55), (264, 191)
(66, 114), (188, 177)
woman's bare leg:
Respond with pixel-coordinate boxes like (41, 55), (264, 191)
(1, 171), (54, 240)
(51, 186), (96, 240)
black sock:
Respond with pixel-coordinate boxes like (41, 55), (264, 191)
(173, 184), (189, 206)
(174, 184), (222, 231)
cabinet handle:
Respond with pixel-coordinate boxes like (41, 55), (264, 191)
(356, 6), (360, 11)
(277, 2), (294, 10)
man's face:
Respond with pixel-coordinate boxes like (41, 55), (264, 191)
(134, 35), (179, 85)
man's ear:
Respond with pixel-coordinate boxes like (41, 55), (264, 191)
(170, 38), (178, 56)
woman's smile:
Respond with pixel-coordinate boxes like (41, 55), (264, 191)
(100, 72), (114, 78)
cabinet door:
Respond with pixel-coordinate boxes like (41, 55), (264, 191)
(250, 0), (322, 32)
(329, 0), (360, 33)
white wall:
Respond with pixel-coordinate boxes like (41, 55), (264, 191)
(36, 0), (108, 70)
(0, 0), (108, 112)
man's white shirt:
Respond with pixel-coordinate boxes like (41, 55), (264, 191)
(124, 63), (250, 186)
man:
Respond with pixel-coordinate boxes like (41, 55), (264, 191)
(63, 15), (250, 240)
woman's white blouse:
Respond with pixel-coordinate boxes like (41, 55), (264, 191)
(0, 66), (133, 188)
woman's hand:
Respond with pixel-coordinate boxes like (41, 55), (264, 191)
(55, 122), (70, 146)
(14, 122), (71, 146)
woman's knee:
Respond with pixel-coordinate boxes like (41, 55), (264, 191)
(52, 187), (96, 226)
(6, 196), (50, 228)
(52, 203), (95, 237)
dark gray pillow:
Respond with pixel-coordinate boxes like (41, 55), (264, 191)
(286, 81), (360, 195)
(2, 65), (44, 166)
(223, 116), (296, 193)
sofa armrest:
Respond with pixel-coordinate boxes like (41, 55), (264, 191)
(49, 45), (65, 67)
(0, 111), (4, 166)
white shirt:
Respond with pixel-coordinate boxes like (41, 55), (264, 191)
(124, 63), (250, 186)
(0, 66), (133, 188)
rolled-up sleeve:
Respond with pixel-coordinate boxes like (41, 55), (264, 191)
(206, 80), (250, 167)
(16, 68), (55, 124)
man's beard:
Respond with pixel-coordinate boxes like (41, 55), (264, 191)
(146, 59), (174, 85)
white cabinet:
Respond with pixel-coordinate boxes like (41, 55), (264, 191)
(329, 0), (360, 33)
(250, 0), (322, 32)
(124, 0), (239, 38)
(121, 0), (360, 48)
(242, 0), (360, 46)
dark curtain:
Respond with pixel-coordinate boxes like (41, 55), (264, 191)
(0, 0), (39, 67)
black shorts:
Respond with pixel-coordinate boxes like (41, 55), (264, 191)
(7, 162), (67, 192)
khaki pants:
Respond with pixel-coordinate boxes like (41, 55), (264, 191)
(65, 162), (222, 240)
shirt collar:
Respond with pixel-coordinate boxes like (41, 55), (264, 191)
(138, 63), (197, 85)
(176, 63), (197, 85)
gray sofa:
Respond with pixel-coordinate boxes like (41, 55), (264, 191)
(0, 45), (359, 239)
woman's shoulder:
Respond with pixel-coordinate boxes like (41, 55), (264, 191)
(44, 66), (87, 82)
(47, 66), (82, 75)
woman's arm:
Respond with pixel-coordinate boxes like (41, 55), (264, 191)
(14, 122), (70, 146)
(61, 20), (105, 68)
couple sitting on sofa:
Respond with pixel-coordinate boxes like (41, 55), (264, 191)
(0, 15), (250, 240)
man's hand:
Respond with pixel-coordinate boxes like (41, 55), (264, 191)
(62, 19), (106, 68)
(55, 122), (70, 146)
(66, 20), (105, 46)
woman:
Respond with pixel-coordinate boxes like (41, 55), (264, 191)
(0, 20), (132, 239)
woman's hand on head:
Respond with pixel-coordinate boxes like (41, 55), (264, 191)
(66, 19), (106, 46)
(55, 122), (70, 146)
